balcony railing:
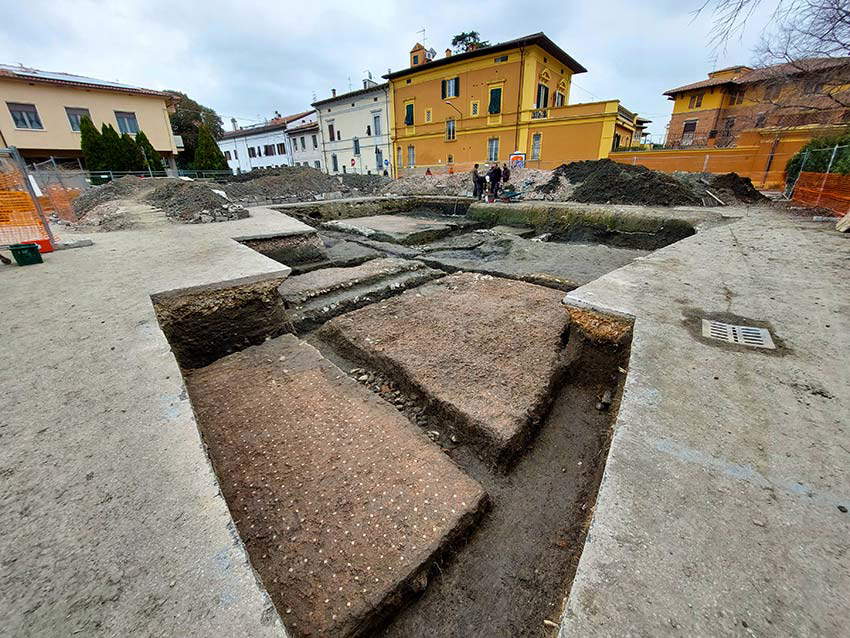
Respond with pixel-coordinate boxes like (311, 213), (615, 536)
(531, 109), (548, 120)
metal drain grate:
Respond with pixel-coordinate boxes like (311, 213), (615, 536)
(701, 319), (776, 349)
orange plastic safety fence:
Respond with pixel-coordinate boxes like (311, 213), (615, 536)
(39, 184), (79, 222)
(793, 171), (850, 217)
(0, 188), (51, 246)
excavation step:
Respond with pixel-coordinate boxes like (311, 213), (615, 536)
(185, 335), (488, 638)
(418, 232), (649, 291)
(319, 272), (572, 468)
(279, 257), (443, 332)
(322, 213), (480, 245)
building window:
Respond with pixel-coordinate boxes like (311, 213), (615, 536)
(115, 111), (139, 134)
(536, 84), (549, 109)
(300, 136), (306, 150)
(612, 133), (621, 151)
(248, 147), (257, 158)
(494, 55), (508, 63)
(65, 107), (91, 132)
(234, 149), (238, 159)
(487, 137), (499, 161)
(264, 144), (276, 156)
(687, 93), (704, 109)
(331, 153), (339, 172)
(277, 143), (286, 154)
(413, 54), (419, 65)
(488, 87), (502, 114)
(353, 137), (361, 155)
(8, 103), (43, 129)
(336, 130), (341, 141)
(366, 125), (372, 136)
(312, 134), (318, 148)
(425, 109), (432, 123)
(441, 77), (460, 99)
(531, 133), (542, 160)
(446, 119), (456, 141)
(376, 146), (383, 170)
(447, 154), (454, 163)
(722, 117), (735, 133)
(554, 91), (565, 107)
(373, 114), (381, 136)
(728, 90), (745, 105)
(224, 150), (231, 160)
(404, 102), (414, 125)
(407, 145), (415, 167)
(314, 160), (321, 168)
(471, 101), (480, 116)
(682, 119), (697, 143)
(328, 123), (335, 141)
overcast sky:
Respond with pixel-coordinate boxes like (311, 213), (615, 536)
(1, 0), (779, 139)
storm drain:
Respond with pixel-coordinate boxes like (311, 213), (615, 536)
(701, 319), (776, 349)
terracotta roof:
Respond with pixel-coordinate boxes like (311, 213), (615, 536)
(383, 32), (587, 80)
(220, 110), (315, 140)
(664, 57), (850, 96)
(286, 120), (319, 134)
(312, 83), (388, 107)
(0, 63), (168, 98)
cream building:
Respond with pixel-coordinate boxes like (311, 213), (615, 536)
(312, 79), (392, 175)
(0, 64), (179, 166)
(217, 110), (316, 174)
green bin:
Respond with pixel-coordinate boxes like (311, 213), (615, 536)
(9, 243), (43, 266)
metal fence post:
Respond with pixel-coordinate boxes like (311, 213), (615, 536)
(702, 154), (709, 172)
(815, 144), (839, 206)
(787, 150), (810, 199)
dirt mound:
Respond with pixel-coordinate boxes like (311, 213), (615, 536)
(72, 199), (138, 231)
(710, 173), (768, 204)
(72, 176), (148, 216)
(381, 171), (475, 196)
(143, 181), (247, 222)
(552, 159), (701, 207)
(216, 166), (388, 202)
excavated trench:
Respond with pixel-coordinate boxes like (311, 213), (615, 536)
(149, 202), (689, 636)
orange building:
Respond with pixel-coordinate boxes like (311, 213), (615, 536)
(385, 33), (647, 175)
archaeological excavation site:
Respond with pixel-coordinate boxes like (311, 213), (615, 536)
(5, 161), (847, 638)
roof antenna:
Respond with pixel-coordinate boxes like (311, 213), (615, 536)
(417, 26), (427, 45)
(347, 75), (352, 91)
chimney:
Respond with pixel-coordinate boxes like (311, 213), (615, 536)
(231, 117), (238, 131)
(332, 88), (337, 97)
(274, 110), (281, 118)
(445, 48), (452, 57)
(363, 79), (367, 89)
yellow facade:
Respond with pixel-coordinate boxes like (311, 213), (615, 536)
(0, 74), (177, 160)
(386, 39), (641, 175)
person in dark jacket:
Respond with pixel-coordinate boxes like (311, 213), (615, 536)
(471, 164), (482, 199)
(487, 163), (502, 198)
(502, 163), (511, 185)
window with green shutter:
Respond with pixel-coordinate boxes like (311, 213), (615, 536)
(404, 103), (414, 125)
(488, 87), (502, 114)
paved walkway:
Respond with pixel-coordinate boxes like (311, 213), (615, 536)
(1, 208), (308, 637)
(561, 208), (849, 637)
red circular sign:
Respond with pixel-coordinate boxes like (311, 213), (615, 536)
(350, 158), (356, 167)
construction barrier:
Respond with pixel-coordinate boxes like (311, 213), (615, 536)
(792, 172), (850, 217)
(0, 147), (54, 250)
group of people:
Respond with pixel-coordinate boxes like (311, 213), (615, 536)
(471, 162), (511, 200)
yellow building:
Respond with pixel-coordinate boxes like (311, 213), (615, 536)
(385, 33), (646, 175)
(0, 64), (179, 166)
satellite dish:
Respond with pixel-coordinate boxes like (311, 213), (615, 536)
(426, 48), (437, 60)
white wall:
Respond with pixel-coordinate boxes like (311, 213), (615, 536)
(217, 111), (318, 174)
(287, 126), (324, 170)
(314, 85), (392, 175)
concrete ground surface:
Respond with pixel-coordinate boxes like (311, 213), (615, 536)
(560, 208), (849, 637)
(0, 207), (309, 637)
(185, 335), (487, 637)
(322, 213), (479, 245)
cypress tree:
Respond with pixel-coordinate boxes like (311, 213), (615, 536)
(135, 130), (163, 174)
(79, 116), (106, 170)
(120, 133), (147, 171)
(100, 123), (126, 171)
(193, 123), (229, 170)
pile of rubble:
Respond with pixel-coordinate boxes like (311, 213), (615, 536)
(218, 166), (389, 203)
(71, 176), (147, 216)
(673, 171), (769, 205)
(143, 180), (247, 223)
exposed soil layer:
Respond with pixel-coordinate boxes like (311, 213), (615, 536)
(238, 231), (327, 266)
(216, 166), (389, 201)
(376, 331), (629, 638)
(152, 276), (287, 368)
(318, 273), (572, 468)
(185, 335), (488, 638)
